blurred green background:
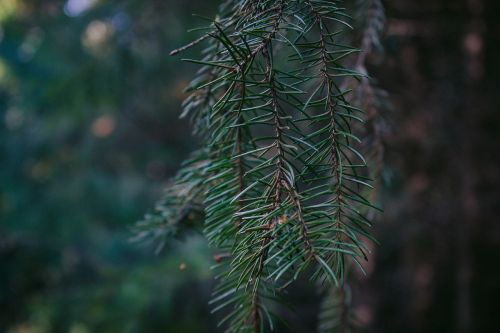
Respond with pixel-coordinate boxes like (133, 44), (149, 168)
(1, 0), (499, 332)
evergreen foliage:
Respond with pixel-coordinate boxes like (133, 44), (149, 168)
(138, 0), (385, 331)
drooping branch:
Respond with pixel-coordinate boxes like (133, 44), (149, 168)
(139, 1), (384, 332)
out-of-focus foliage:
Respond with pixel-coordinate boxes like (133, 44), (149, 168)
(0, 0), (220, 332)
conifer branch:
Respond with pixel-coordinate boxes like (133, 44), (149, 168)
(138, 1), (386, 332)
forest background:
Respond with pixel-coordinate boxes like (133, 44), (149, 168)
(0, 0), (499, 332)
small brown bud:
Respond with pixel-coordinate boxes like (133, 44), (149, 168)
(277, 215), (288, 225)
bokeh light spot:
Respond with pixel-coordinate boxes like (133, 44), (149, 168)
(91, 114), (115, 138)
(64, 0), (97, 17)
